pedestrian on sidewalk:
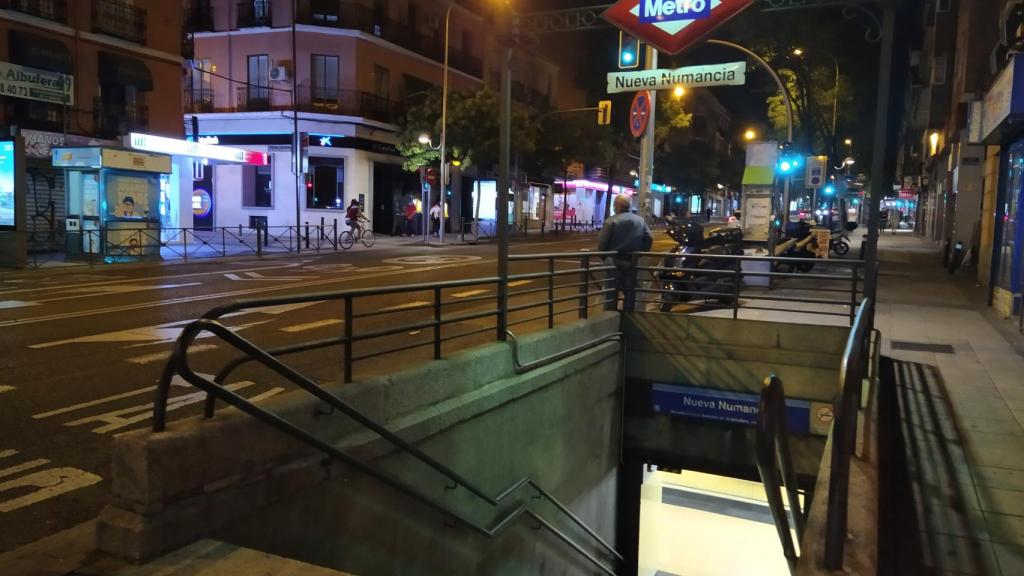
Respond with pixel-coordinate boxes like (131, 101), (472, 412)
(705, 206), (713, 223)
(391, 199), (404, 236)
(598, 194), (653, 311)
(429, 201), (442, 237)
(403, 200), (417, 237)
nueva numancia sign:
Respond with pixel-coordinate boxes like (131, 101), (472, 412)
(606, 61), (746, 94)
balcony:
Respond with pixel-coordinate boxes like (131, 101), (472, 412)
(295, 85), (403, 124)
(185, 4), (215, 33)
(296, 1), (483, 78)
(93, 99), (149, 138)
(92, 0), (148, 44)
(237, 0), (272, 28)
(184, 88), (215, 113)
(2, 0), (66, 23)
(235, 85), (277, 111)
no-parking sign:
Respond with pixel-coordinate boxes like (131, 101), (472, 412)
(630, 91), (652, 138)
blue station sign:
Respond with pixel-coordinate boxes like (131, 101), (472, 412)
(651, 383), (815, 435)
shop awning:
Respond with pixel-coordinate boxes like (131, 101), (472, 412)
(8, 30), (72, 74)
(742, 166), (776, 186)
(98, 51), (153, 91)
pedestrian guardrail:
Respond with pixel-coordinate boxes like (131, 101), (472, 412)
(756, 374), (805, 572)
(825, 298), (878, 569)
(152, 249), (869, 573)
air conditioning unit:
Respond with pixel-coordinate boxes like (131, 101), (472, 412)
(270, 66), (289, 82)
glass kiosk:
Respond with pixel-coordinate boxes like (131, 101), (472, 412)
(53, 147), (171, 262)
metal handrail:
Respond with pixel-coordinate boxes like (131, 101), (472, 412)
(162, 318), (622, 575)
(756, 375), (805, 573)
(824, 298), (874, 569)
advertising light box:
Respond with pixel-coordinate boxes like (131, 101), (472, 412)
(0, 140), (15, 229)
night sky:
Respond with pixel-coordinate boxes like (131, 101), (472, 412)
(517, 0), (884, 157)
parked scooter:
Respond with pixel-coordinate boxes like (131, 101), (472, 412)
(829, 221), (859, 256)
(774, 220), (817, 272)
(656, 217), (744, 312)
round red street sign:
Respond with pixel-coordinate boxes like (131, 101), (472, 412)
(630, 90), (652, 139)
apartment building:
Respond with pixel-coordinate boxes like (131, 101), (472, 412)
(0, 0), (185, 250)
(185, 0), (560, 235)
(898, 0), (1024, 322)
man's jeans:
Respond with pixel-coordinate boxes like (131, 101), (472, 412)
(604, 257), (639, 311)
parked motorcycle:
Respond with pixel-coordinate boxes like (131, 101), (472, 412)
(656, 217), (744, 312)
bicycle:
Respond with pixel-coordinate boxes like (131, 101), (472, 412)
(339, 217), (375, 249)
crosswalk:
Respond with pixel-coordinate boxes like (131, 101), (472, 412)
(0, 449), (102, 514)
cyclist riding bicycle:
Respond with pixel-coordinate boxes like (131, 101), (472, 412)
(345, 199), (364, 237)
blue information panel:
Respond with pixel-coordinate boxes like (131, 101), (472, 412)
(651, 384), (812, 435)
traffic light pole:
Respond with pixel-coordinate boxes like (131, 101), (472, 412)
(637, 46), (657, 218)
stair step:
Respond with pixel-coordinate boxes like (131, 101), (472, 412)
(117, 539), (353, 576)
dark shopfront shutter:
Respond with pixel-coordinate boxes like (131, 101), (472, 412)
(97, 51), (153, 91)
(8, 30), (72, 74)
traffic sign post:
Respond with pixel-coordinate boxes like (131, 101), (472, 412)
(603, 0), (758, 220)
(637, 48), (657, 218)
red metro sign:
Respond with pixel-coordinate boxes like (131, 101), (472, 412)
(604, 0), (755, 56)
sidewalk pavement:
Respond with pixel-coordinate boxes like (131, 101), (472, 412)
(874, 233), (1024, 574)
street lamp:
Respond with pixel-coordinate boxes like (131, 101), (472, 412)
(844, 138), (853, 146)
(673, 85), (686, 98)
(418, 133), (433, 146)
(743, 129), (757, 141)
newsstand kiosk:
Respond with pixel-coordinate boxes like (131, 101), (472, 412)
(52, 147), (171, 262)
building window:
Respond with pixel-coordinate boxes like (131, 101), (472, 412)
(311, 54), (339, 101)
(936, 0), (951, 13)
(374, 66), (390, 100)
(242, 164), (273, 208)
(247, 54), (270, 105)
(931, 56), (948, 85)
(308, 158), (345, 209)
(310, 0), (338, 23)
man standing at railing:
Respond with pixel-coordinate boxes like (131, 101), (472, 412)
(599, 195), (653, 311)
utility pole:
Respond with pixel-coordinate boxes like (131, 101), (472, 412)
(497, 19), (514, 342)
(861, 5), (896, 310)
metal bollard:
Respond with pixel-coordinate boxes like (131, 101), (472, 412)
(256, 224), (263, 257)
(333, 219), (338, 249)
(305, 222), (310, 249)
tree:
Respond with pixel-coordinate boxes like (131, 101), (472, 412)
(396, 88), (536, 173)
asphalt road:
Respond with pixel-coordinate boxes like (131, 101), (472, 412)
(0, 233), (678, 553)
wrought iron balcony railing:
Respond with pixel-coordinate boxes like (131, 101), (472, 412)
(236, 0), (271, 28)
(3, 0), (67, 23)
(92, 0), (148, 44)
(184, 88), (215, 113)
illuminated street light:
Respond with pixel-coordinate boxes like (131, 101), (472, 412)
(418, 133), (431, 145)
(673, 85), (686, 98)
(844, 138), (853, 146)
(743, 129), (757, 141)
(792, 48), (804, 57)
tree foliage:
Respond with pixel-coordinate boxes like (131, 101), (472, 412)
(396, 88), (536, 172)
